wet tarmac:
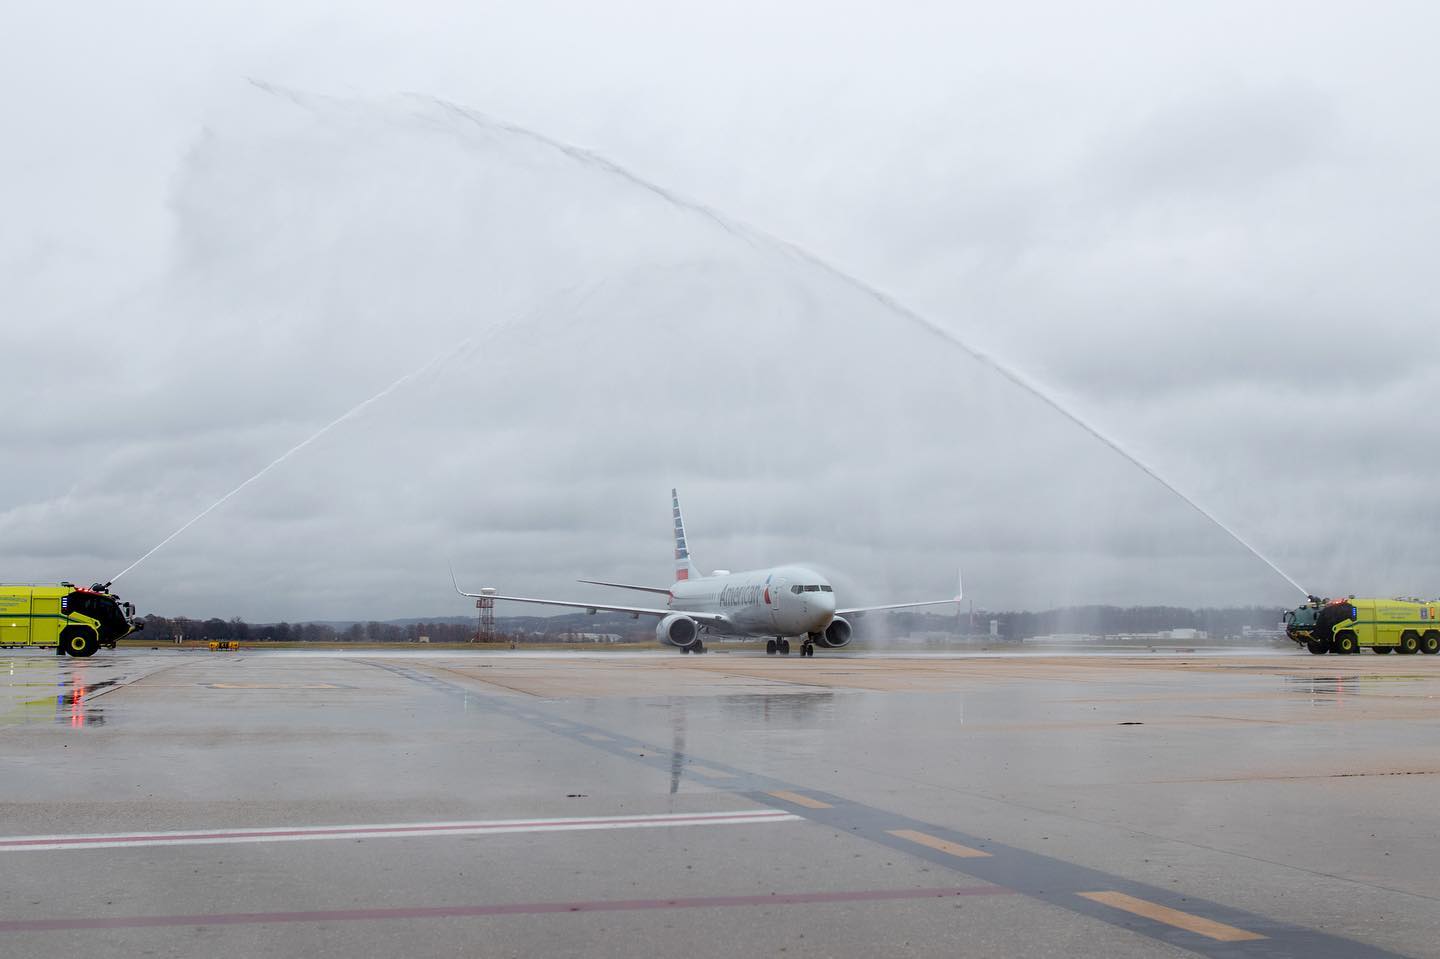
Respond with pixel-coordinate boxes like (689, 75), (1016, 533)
(3, 647), (1438, 958)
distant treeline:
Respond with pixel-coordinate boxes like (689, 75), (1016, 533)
(137, 616), (512, 644)
(137, 605), (1285, 644)
(886, 605), (1285, 640)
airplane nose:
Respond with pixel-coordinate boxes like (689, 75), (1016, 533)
(814, 590), (836, 615)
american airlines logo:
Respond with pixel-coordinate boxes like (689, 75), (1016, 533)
(720, 585), (766, 608)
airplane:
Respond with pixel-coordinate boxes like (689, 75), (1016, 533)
(454, 489), (961, 658)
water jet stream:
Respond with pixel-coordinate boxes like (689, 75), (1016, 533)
(108, 346), (460, 585)
(410, 92), (1306, 598)
(106, 274), (609, 584)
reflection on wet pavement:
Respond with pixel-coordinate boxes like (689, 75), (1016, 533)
(1, 659), (119, 728)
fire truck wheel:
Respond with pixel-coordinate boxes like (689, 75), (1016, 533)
(1422, 632), (1440, 655)
(1399, 632), (1420, 655)
(62, 629), (99, 658)
(1333, 632), (1357, 655)
(1305, 640), (1327, 655)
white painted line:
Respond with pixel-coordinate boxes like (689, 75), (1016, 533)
(0, 809), (799, 852)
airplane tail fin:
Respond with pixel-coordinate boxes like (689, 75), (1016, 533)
(672, 488), (702, 581)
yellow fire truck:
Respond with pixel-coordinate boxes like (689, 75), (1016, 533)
(0, 583), (142, 657)
(1283, 596), (1440, 655)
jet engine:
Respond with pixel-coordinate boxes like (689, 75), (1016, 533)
(817, 616), (852, 648)
(656, 613), (700, 649)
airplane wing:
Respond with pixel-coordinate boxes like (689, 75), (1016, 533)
(837, 569), (963, 616)
(577, 579), (673, 595)
(453, 574), (728, 625)
(837, 599), (961, 615)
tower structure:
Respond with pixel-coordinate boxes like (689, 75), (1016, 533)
(474, 588), (497, 643)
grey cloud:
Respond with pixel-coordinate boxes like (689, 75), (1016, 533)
(5, 3), (1438, 621)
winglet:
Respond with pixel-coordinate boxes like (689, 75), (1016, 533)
(449, 562), (470, 597)
(956, 567), (964, 604)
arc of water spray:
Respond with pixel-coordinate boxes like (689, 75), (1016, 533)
(108, 347), (461, 585)
(410, 92), (1308, 598)
(106, 272), (612, 584)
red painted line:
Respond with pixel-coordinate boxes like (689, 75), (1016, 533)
(0, 886), (1014, 933)
(0, 811), (788, 849)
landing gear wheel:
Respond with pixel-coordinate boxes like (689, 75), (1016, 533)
(1399, 632), (1420, 655)
(680, 645), (691, 654)
(62, 629), (98, 658)
(801, 643), (814, 657)
(1333, 631), (1357, 655)
(766, 640), (777, 656)
(780, 639), (791, 656)
(694, 642), (706, 654)
(1305, 640), (1328, 655)
(1422, 632), (1440, 655)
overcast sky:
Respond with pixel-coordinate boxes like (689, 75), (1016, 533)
(3, 1), (1437, 621)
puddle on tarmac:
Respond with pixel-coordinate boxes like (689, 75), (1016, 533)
(1, 662), (115, 727)
(54, 677), (114, 727)
(1282, 673), (1432, 702)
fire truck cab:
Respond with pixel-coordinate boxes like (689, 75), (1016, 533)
(0, 583), (142, 657)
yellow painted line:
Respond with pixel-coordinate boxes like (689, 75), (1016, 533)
(685, 765), (733, 778)
(887, 829), (991, 858)
(767, 790), (832, 809)
(1077, 891), (1266, 942)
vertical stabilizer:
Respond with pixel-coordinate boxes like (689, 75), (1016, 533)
(672, 488), (701, 581)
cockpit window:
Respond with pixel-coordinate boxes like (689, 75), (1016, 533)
(791, 585), (803, 594)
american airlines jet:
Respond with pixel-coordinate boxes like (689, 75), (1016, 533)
(455, 490), (961, 657)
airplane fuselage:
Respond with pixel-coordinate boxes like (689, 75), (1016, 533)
(669, 564), (835, 638)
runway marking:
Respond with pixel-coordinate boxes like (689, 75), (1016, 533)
(0, 885), (1015, 933)
(887, 829), (991, 859)
(0, 810), (799, 852)
(1077, 891), (1266, 942)
(766, 790), (832, 809)
(580, 732), (613, 741)
(361, 659), (1409, 959)
(686, 764), (734, 778)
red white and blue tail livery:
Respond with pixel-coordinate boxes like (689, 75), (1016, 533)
(673, 488), (696, 582)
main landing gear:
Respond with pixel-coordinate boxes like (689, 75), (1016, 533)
(765, 638), (815, 657)
(680, 641), (707, 654)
